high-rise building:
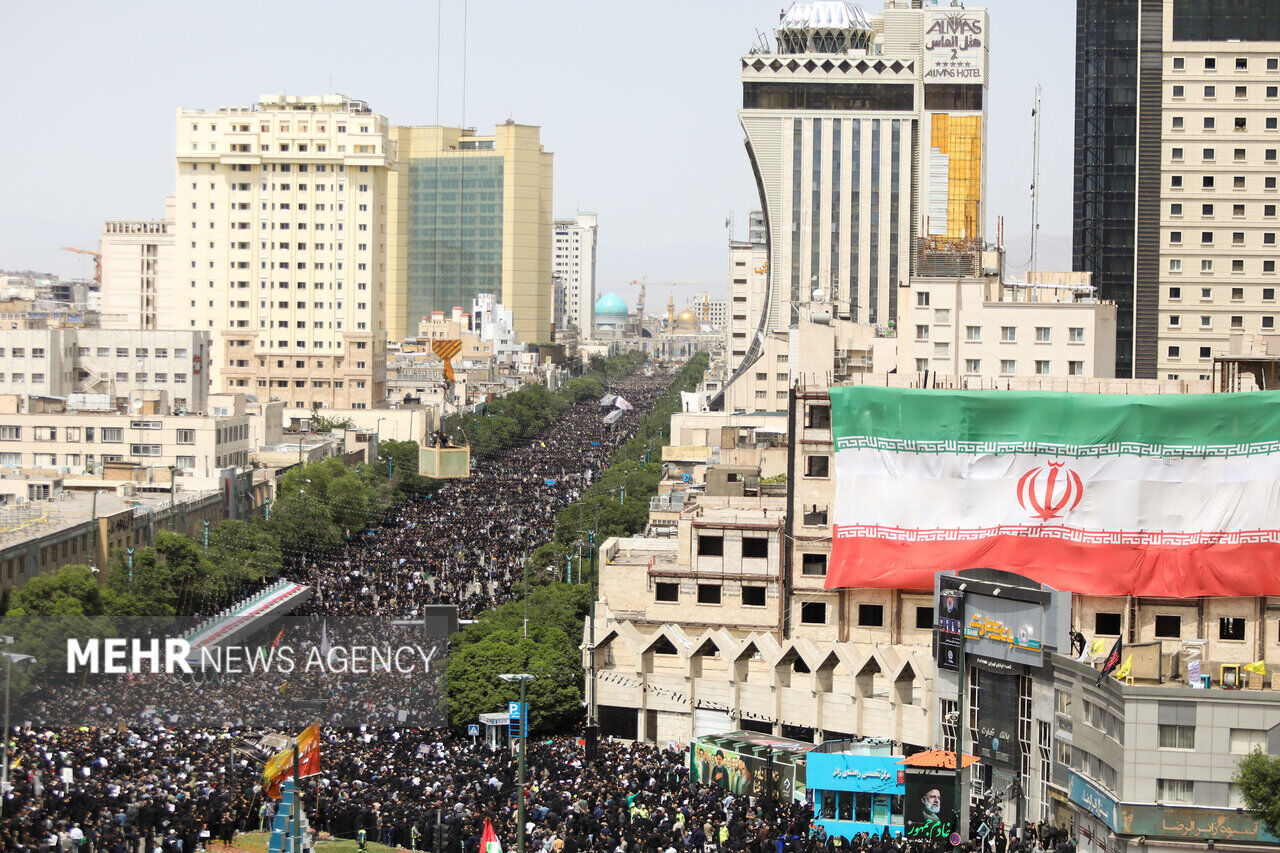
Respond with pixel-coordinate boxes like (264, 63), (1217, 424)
(736, 0), (989, 363)
(173, 94), (390, 409)
(387, 122), (554, 346)
(727, 240), (769, 374)
(1073, 0), (1280, 379)
(100, 199), (176, 331)
(553, 212), (598, 338)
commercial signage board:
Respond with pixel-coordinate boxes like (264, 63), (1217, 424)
(1068, 771), (1118, 831)
(923, 10), (987, 84)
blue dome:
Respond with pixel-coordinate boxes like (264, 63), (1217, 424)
(595, 292), (629, 316)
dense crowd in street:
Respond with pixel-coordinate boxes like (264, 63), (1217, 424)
(17, 373), (668, 730)
(0, 366), (1067, 853)
(0, 727), (1059, 853)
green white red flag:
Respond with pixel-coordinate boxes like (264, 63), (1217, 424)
(826, 386), (1280, 597)
(482, 819), (502, 853)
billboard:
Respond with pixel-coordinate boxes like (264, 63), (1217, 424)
(976, 670), (1021, 769)
(690, 739), (804, 802)
(924, 10), (987, 83)
(904, 770), (960, 842)
(936, 589), (964, 672)
(963, 592), (1045, 667)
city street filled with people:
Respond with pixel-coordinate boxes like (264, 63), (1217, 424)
(0, 368), (1063, 853)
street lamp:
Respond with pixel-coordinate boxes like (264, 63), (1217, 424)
(0, 638), (35, 817)
(498, 674), (536, 853)
(375, 417), (389, 469)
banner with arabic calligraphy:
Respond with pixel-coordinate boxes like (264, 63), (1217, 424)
(826, 386), (1280, 597)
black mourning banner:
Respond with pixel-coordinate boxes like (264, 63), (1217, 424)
(976, 670), (1020, 768)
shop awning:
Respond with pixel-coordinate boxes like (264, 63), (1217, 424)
(897, 749), (980, 769)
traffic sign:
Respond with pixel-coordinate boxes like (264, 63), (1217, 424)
(949, 834), (962, 847)
(467, 724), (479, 737)
(508, 702), (523, 720)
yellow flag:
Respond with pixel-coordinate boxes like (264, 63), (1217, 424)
(1244, 660), (1267, 675)
(1114, 655), (1132, 680)
(1090, 639), (1106, 655)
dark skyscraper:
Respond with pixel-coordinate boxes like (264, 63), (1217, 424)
(1073, 0), (1139, 377)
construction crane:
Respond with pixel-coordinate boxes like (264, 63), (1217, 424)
(60, 246), (102, 286)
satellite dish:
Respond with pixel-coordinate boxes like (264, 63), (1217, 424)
(130, 398), (144, 414)
(812, 287), (825, 301)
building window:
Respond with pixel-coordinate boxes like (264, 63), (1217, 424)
(1068, 361), (1084, 376)
(858, 604), (884, 627)
(1001, 326), (1016, 342)
(805, 455), (829, 478)
(1034, 360), (1050, 375)
(697, 584), (722, 605)
(742, 585), (767, 607)
(176, 456), (195, 470)
(915, 325), (929, 341)
(916, 606), (934, 629)
(1230, 728), (1268, 754)
(1000, 359), (1016, 376)
(1220, 617), (1246, 640)
(800, 602), (827, 624)
(742, 537), (769, 559)
(916, 291), (930, 307)
(177, 429), (195, 444)
(965, 325), (981, 341)
(801, 553), (828, 576)
(1154, 614), (1182, 638)
(806, 405), (831, 429)
(655, 583), (679, 603)
(1169, 346), (1181, 358)
(1095, 612), (1122, 635)
(697, 535), (724, 556)
(33, 427), (56, 442)
(964, 359), (981, 374)
(1157, 779), (1195, 804)
(1158, 725), (1196, 750)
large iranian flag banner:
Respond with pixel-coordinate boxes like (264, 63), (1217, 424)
(826, 386), (1280, 598)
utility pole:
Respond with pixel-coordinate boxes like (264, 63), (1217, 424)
(499, 674), (535, 853)
(1030, 81), (1043, 277)
(89, 490), (98, 573)
(955, 594), (968, 846)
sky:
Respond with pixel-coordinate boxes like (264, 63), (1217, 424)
(1, 0), (1077, 312)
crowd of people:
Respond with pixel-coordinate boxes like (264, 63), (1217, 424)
(0, 365), (1068, 853)
(18, 373), (668, 731)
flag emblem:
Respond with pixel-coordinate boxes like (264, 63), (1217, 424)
(1016, 462), (1085, 521)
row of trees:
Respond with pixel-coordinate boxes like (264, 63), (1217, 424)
(526, 351), (710, 581)
(440, 351), (646, 459)
(0, 355), (654, 682)
(0, 454), (399, 678)
(445, 351), (709, 732)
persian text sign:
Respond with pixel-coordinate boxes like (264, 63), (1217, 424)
(924, 10), (986, 83)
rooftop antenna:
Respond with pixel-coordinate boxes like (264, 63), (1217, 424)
(1029, 81), (1042, 278)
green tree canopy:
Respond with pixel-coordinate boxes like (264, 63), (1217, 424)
(1236, 748), (1280, 837)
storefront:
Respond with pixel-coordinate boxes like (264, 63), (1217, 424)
(806, 751), (906, 840)
(1068, 771), (1118, 853)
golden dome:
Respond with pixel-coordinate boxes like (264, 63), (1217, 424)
(676, 310), (698, 325)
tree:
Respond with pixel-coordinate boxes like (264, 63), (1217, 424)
(0, 564), (116, 675)
(377, 439), (441, 499)
(445, 584), (591, 733)
(206, 519), (282, 586)
(1236, 749), (1280, 836)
